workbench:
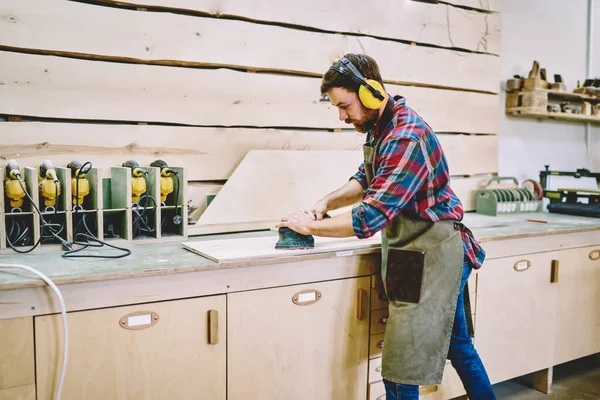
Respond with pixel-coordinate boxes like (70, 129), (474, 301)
(1, 213), (599, 400)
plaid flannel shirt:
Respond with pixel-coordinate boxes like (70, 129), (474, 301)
(351, 95), (485, 269)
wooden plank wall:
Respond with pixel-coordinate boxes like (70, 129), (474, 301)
(0, 0), (501, 232)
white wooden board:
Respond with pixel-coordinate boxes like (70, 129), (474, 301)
(0, 51), (500, 133)
(182, 232), (381, 263)
(0, 0), (500, 93)
(96, 0), (501, 54)
(193, 150), (363, 235)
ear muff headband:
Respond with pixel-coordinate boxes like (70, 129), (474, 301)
(329, 57), (385, 109)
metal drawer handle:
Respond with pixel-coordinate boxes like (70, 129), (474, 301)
(419, 385), (439, 395)
(589, 249), (600, 260)
(208, 310), (219, 345)
(376, 340), (384, 349)
(378, 316), (388, 325)
(378, 293), (388, 301)
(357, 289), (368, 320)
(376, 395), (385, 400)
(551, 260), (559, 283)
(375, 366), (382, 373)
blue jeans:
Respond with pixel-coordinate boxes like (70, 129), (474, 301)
(384, 262), (495, 399)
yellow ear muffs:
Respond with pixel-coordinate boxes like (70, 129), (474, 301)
(358, 79), (385, 109)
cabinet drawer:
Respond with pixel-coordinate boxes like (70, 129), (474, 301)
(371, 276), (388, 310)
(370, 358), (466, 399)
(372, 273), (476, 312)
(370, 309), (389, 335)
(369, 357), (383, 383)
(370, 380), (442, 400)
(370, 333), (385, 359)
(369, 380), (386, 400)
(0, 317), (34, 391)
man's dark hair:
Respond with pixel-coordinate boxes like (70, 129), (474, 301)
(320, 53), (385, 95)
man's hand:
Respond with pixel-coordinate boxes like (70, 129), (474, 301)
(276, 210), (315, 235)
(311, 197), (329, 220)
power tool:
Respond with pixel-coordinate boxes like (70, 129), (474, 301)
(150, 160), (175, 204)
(4, 160), (26, 211)
(38, 160), (61, 211)
(67, 160), (90, 210)
(122, 160), (147, 203)
(150, 159), (182, 225)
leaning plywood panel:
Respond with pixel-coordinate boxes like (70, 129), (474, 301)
(192, 150), (363, 235)
(0, 123), (365, 180)
(0, 0), (500, 93)
(445, 0), (502, 12)
(95, 0), (500, 54)
(0, 52), (499, 133)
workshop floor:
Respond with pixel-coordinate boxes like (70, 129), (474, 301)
(455, 355), (600, 399)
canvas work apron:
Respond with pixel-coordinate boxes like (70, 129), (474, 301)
(363, 144), (465, 386)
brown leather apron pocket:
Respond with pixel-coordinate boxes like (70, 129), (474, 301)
(385, 248), (425, 303)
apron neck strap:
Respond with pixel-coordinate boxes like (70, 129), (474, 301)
(367, 96), (395, 146)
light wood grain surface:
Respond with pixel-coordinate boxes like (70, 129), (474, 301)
(88, 0), (501, 54)
(0, 0), (500, 93)
(0, 51), (499, 133)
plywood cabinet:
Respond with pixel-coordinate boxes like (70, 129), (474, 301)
(35, 296), (226, 400)
(0, 317), (35, 389)
(475, 252), (559, 384)
(0, 317), (35, 399)
(227, 277), (370, 400)
(554, 245), (600, 364)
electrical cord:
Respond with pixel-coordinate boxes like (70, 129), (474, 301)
(7, 212), (31, 246)
(63, 162), (131, 259)
(160, 169), (182, 230)
(6, 177), (70, 253)
(0, 263), (68, 400)
(132, 172), (157, 238)
(171, 170), (182, 225)
(40, 183), (65, 245)
(132, 194), (157, 237)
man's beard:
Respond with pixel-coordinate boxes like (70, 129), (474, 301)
(346, 108), (379, 133)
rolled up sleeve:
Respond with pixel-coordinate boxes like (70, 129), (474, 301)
(350, 162), (368, 189)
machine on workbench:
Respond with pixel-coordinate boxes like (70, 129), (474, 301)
(540, 165), (600, 218)
(475, 177), (543, 216)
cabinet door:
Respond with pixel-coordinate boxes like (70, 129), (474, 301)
(35, 296), (226, 400)
(228, 277), (370, 400)
(475, 252), (558, 384)
(554, 245), (600, 364)
(0, 317), (34, 392)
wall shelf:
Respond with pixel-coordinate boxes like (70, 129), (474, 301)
(505, 88), (600, 125)
(506, 107), (600, 125)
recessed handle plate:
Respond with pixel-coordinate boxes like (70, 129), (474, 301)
(292, 289), (322, 306)
(119, 311), (159, 330)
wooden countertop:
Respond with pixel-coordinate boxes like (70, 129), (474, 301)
(1, 212), (600, 290)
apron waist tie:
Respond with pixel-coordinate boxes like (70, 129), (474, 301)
(453, 221), (475, 338)
(453, 221), (474, 237)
